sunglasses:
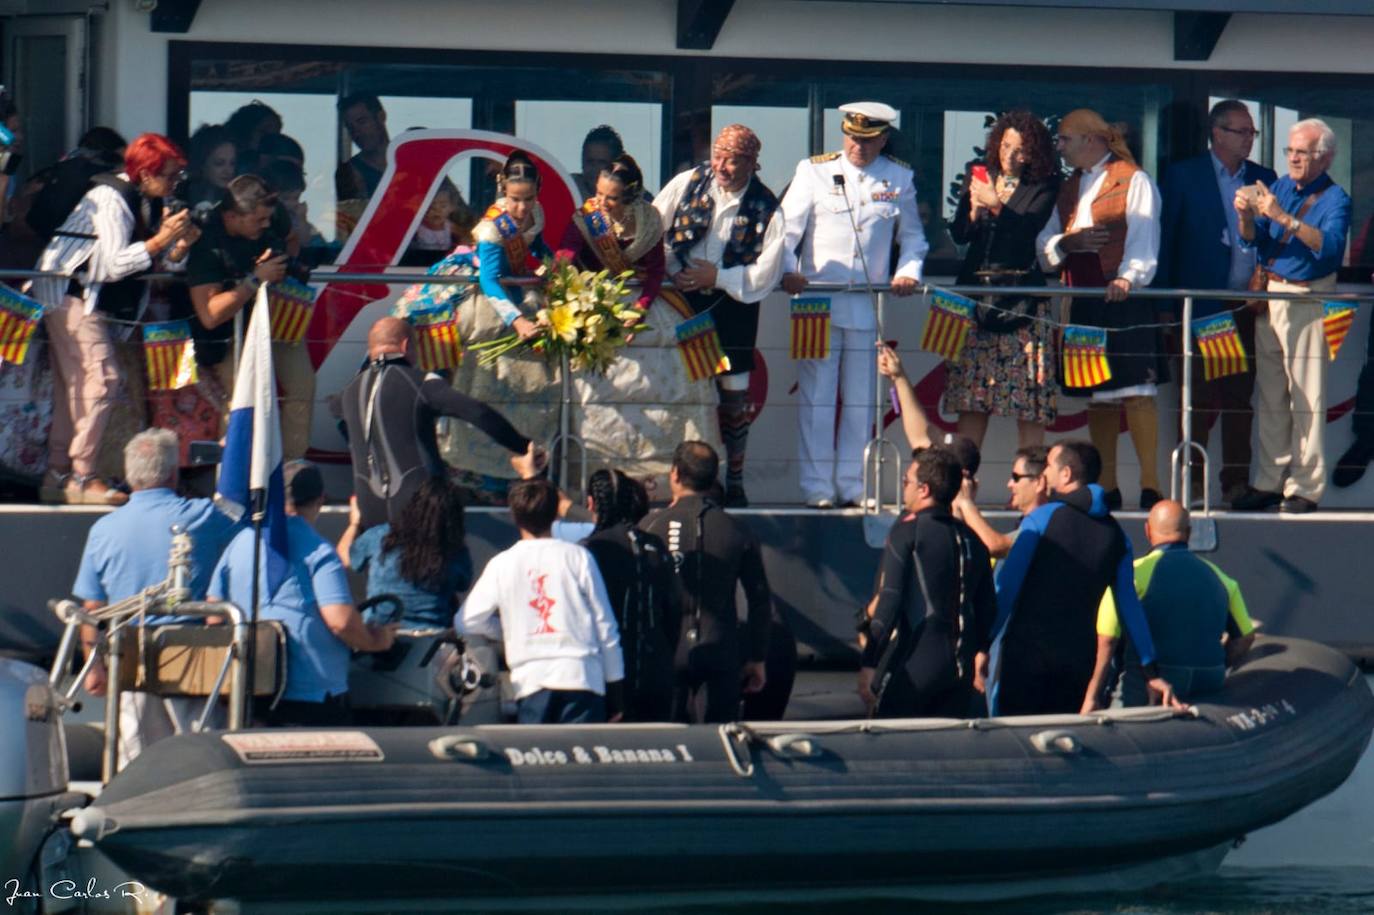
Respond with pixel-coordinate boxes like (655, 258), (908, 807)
(1009, 471), (1039, 482)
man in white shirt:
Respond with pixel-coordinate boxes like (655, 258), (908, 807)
(456, 478), (624, 724)
(1035, 108), (1164, 512)
(780, 102), (927, 508)
(654, 124), (786, 507)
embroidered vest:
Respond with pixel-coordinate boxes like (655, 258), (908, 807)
(1056, 157), (1139, 280)
(669, 166), (780, 270)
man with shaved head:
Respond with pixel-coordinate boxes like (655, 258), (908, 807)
(1085, 498), (1257, 710)
(340, 315), (539, 530)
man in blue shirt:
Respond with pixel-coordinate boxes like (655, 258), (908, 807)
(209, 461), (396, 726)
(73, 428), (239, 766)
(1232, 118), (1352, 514)
(1157, 100), (1276, 506)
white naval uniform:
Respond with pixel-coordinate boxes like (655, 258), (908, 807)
(780, 152), (928, 503)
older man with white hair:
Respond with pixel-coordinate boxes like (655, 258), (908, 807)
(1232, 118), (1352, 513)
(72, 427), (239, 765)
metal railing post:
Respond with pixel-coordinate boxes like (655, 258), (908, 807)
(1180, 295), (1194, 509)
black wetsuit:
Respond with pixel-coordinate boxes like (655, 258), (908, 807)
(583, 523), (680, 722)
(862, 505), (995, 718)
(640, 494), (772, 724)
(340, 354), (529, 529)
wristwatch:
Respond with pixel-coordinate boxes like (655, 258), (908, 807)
(1287, 215), (1301, 232)
(242, 275), (262, 293)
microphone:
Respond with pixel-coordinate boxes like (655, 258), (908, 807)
(831, 170), (881, 341)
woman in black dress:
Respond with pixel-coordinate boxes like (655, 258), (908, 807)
(945, 111), (1061, 449)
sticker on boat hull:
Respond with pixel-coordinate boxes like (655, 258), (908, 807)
(222, 731), (385, 764)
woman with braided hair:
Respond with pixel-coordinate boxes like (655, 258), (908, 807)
(581, 469), (679, 721)
(339, 477), (473, 628)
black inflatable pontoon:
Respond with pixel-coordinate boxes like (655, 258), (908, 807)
(75, 637), (1374, 906)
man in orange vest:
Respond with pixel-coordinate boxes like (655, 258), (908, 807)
(1036, 109), (1164, 513)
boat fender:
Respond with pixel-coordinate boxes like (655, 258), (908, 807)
(428, 736), (496, 762)
(68, 807), (117, 841)
(1029, 730), (1081, 755)
(766, 733), (823, 759)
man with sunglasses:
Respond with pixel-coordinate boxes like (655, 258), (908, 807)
(780, 102), (928, 509)
(1157, 100), (1275, 508)
(1232, 119), (1351, 514)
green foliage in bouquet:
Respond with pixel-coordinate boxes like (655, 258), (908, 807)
(468, 259), (644, 375)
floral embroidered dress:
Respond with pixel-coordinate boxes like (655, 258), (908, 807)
(434, 200), (557, 480)
(558, 199), (721, 478)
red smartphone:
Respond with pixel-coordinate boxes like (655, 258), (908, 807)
(970, 164), (990, 184)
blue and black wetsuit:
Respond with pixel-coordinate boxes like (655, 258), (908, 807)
(988, 484), (1160, 716)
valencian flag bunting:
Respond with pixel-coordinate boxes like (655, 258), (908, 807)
(1192, 313), (1248, 382)
(674, 311), (731, 381)
(1323, 301), (1356, 361)
(406, 303), (464, 372)
(1061, 325), (1113, 389)
(790, 296), (831, 360)
(267, 277), (316, 345)
(0, 285), (42, 366)
(143, 320), (198, 391)
(919, 290), (976, 362)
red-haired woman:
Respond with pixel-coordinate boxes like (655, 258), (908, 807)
(31, 132), (198, 504)
(945, 110), (1062, 449)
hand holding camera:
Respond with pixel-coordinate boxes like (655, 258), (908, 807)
(253, 249), (289, 285)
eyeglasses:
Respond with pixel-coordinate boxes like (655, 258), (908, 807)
(1218, 126), (1259, 139)
(1009, 471), (1038, 483)
(1283, 147), (1319, 160)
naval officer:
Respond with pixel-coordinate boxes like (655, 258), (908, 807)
(781, 102), (928, 508)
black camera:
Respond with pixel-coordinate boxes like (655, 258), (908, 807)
(164, 196), (219, 230)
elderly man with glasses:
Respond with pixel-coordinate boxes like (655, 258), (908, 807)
(1231, 118), (1352, 514)
(1157, 100), (1276, 508)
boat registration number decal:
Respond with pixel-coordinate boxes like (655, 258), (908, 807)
(1225, 700), (1297, 732)
(222, 731), (385, 764)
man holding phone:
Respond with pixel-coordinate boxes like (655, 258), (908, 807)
(186, 174), (315, 460)
(780, 102), (928, 508)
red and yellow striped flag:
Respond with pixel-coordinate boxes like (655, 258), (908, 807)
(675, 311), (731, 381)
(0, 286), (42, 366)
(1324, 301), (1356, 361)
(919, 290), (975, 362)
(407, 303), (464, 372)
(1192, 313), (1248, 381)
(143, 320), (198, 391)
(267, 277), (316, 345)
(1061, 325), (1112, 390)
(789, 296), (831, 360)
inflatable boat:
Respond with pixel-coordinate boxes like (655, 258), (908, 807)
(51, 636), (1372, 907)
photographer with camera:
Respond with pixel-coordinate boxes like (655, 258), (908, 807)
(31, 133), (197, 505)
(185, 173), (314, 460)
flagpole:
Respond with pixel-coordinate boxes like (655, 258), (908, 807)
(246, 488), (263, 722)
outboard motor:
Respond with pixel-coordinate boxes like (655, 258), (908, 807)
(0, 659), (73, 890)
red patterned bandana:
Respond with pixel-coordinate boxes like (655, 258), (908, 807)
(713, 124), (761, 160)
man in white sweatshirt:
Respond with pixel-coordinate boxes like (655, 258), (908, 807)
(456, 478), (625, 723)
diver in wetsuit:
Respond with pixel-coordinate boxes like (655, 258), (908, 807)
(859, 446), (995, 718)
(340, 316), (537, 530)
(640, 441), (772, 724)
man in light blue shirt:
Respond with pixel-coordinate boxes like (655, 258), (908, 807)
(73, 428), (239, 766)
(209, 461), (396, 726)
(1234, 118), (1352, 514)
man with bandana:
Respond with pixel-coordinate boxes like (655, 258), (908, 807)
(780, 102), (928, 509)
(654, 125), (786, 507)
(1035, 109), (1164, 513)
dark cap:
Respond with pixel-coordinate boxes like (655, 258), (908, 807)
(283, 460), (324, 507)
(942, 433), (982, 478)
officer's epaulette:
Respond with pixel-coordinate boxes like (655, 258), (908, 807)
(810, 152), (841, 164)
(883, 153), (911, 169)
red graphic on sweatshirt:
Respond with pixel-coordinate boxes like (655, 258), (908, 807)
(528, 570), (557, 635)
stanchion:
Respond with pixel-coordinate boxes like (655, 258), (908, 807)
(1168, 295), (1217, 551)
(548, 350), (587, 496)
(862, 290), (901, 548)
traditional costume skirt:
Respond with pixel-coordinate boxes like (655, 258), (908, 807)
(572, 296), (723, 480)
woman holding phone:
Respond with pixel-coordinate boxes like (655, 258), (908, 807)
(946, 110), (1061, 449)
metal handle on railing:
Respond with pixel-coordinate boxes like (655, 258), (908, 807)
(862, 436), (902, 516)
(549, 351), (588, 497)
